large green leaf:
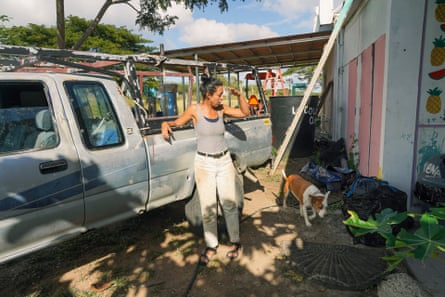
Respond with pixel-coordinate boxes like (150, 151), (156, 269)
(383, 251), (410, 272)
(343, 209), (407, 238)
(343, 206), (445, 268)
(375, 208), (408, 224)
(396, 222), (445, 260)
(430, 207), (445, 220)
(343, 210), (379, 236)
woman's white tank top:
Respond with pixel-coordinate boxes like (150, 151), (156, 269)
(195, 104), (227, 153)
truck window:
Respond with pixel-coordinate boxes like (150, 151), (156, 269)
(0, 82), (57, 154)
(64, 81), (124, 149)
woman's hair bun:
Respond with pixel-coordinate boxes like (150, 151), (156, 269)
(200, 74), (210, 84)
(199, 74), (222, 98)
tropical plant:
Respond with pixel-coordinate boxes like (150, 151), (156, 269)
(343, 205), (445, 271)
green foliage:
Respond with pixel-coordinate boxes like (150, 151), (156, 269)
(3, 1), (250, 50)
(1, 16), (154, 54)
(4, 24), (57, 48)
(0, 15), (11, 44)
(65, 16), (153, 53)
(282, 65), (316, 82)
(343, 206), (445, 271)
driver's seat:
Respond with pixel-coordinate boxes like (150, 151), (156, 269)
(34, 109), (56, 149)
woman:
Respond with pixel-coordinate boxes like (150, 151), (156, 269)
(161, 75), (250, 265)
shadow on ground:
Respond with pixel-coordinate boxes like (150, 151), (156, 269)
(0, 158), (386, 297)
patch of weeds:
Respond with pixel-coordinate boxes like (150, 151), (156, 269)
(110, 276), (132, 294)
(168, 237), (194, 250)
(198, 259), (223, 274)
(179, 244), (195, 257)
(169, 222), (191, 235)
(168, 238), (197, 259)
(269, 173), (284, 183)
(282, 267), (304, 283)
(65, 287), (96, 297)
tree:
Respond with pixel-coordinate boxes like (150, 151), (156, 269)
(57, 0), (248, 49)
(56, 0), (65, 49)
(71, 0), (131, 50)
(0, 15), (11, 44)
(3, 24), (57, 48)
(1, 17), (154, 54)
(283, 65), (317, 83)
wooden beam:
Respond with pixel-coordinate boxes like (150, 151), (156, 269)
(270, 0), (356, 175)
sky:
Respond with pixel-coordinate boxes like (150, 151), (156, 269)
(1, 0), (343, 51)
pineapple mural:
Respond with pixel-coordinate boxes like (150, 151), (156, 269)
(436, 0), (445, 22)
(431, 35), (445, 66)
(426, 87), (443, 114)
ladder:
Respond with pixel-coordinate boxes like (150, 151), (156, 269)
(262, 68), (287, 96)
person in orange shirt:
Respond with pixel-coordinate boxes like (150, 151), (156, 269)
(248, 94), (259, 115)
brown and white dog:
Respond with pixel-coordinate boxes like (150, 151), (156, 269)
(282, 170), (330, 227)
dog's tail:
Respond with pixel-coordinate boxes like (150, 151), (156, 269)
(281, 169), (287, 179)
(281, 169), (289, 206)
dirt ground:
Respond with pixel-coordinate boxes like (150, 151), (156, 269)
(0, 158), (389, 297)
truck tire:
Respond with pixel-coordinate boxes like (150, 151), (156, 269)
(185, 170), (244, 237)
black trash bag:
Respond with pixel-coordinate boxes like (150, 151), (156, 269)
(342, 176), (413, 247)
(315, 137), (348, 167)
(326, 165), (357, 190)
(300, 160), (344, 191)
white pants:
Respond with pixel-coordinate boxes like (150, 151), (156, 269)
(194, 152), (240, 248)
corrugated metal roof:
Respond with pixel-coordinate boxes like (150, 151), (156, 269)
(160, 30), (332, 69)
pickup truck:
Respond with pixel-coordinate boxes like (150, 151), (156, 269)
(0, 46), (272, 263)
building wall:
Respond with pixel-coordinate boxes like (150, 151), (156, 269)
(333, 0), (426, 204)
(383, 0), (424, 202)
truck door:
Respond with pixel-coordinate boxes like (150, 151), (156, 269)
(0, 80), (84, 262)
(62, 79), (149, 228)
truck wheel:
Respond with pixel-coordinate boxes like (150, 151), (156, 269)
(185, 170), (244, 237)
